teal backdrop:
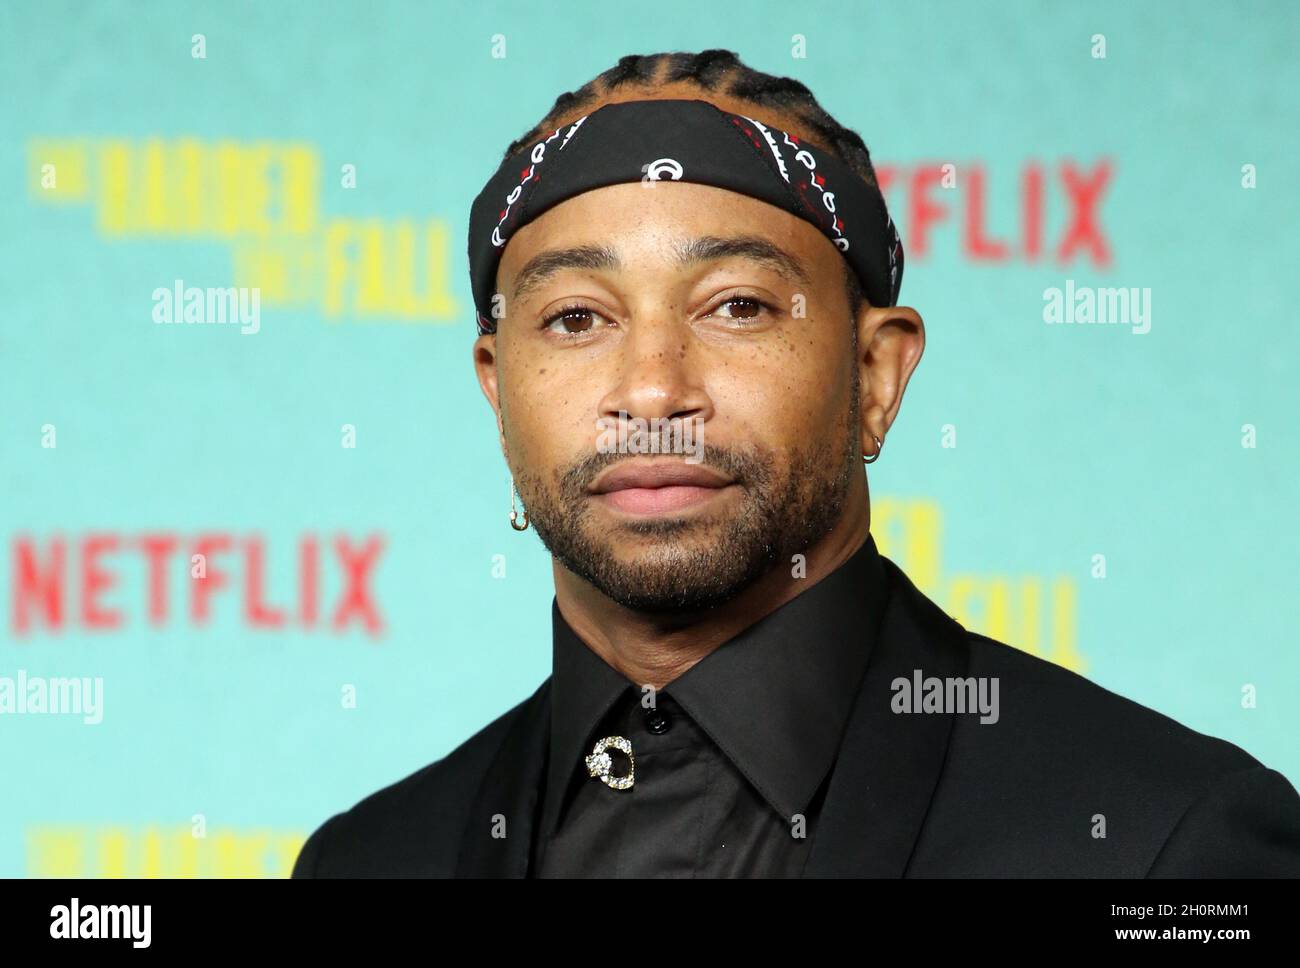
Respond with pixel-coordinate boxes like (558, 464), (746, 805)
(1, 0), (1297, 876)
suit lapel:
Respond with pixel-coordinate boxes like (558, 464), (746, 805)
(804, 557), (970, 877)
(453, 681), (552, 877)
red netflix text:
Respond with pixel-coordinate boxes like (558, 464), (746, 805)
(10, 532), (386, 639)
(875, 159), (1114, 266)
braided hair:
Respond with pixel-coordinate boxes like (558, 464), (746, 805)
(502, 50), (875, 317)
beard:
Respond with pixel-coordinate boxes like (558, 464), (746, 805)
(512, 416), (858, 614)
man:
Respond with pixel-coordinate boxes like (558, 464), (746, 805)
(294, 50), (1300, 877)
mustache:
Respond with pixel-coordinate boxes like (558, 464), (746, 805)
(556, 443), (773, 496)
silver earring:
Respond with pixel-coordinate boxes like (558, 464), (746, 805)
(863, 434), (883, 464)
(510, 479), (529, 531)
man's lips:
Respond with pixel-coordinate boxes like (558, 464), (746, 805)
(588, 461), (736, 515)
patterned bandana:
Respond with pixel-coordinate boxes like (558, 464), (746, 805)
(466, 98), (903, 335)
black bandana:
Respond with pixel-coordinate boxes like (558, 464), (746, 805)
(467, 98), (903, 335)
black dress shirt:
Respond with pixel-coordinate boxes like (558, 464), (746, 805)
(532, 533), (890, 877)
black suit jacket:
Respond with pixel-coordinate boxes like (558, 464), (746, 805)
(293, 555), (1300, 877)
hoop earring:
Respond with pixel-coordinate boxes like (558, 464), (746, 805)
(863, 434), (883, 464)
(510, 479), (529, 531)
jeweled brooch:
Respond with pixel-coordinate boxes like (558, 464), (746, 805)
(585, 735), (635, 790)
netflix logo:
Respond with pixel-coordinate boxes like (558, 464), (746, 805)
(875, 159), (1114, 266)
(10, 532), (386, 639)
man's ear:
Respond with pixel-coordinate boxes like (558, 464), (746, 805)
(473, 332), (508, 453)
(855, 304), (925, 457)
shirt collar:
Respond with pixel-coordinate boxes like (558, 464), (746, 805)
(543, 532), (892, 831)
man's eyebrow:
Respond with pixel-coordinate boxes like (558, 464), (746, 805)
(511, 244), (621, 302)
(508, 234), (812, 302)
(673, 235), (812, 288)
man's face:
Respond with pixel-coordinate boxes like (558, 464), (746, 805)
(479, 180), (863, 612)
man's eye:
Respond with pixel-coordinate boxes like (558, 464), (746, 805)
(710, 296), (771, 321)
(543, 306), (605, 336)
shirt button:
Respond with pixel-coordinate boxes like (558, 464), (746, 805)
(644, 708), (671, 734)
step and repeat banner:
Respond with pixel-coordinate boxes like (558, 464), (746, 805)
(2, 1), (1297, 876)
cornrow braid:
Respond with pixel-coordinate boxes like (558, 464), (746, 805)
(501, 49), (874, 316)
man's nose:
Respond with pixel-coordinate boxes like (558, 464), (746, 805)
(596, 316), (713, 426)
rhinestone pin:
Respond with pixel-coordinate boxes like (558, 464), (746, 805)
(585, 735), (635, 790)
